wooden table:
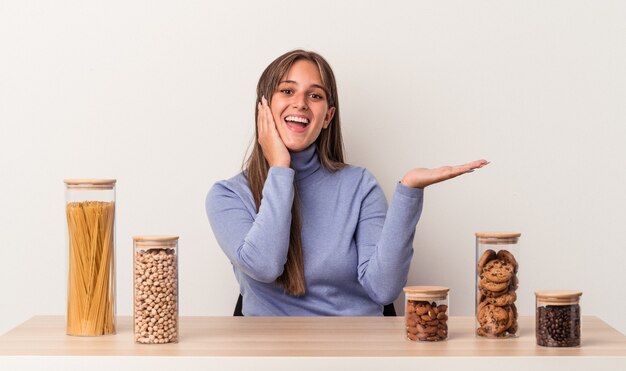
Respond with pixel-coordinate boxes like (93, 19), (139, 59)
(1, 316), (625, 370)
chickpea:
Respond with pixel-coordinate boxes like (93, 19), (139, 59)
(134, 248), (178, 344)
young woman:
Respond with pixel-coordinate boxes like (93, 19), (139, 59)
(206, 50), (488, 315)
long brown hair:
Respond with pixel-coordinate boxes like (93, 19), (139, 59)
(244, 50), (345, 296)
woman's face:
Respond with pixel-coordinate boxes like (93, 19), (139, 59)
(270, 59), (335, 152)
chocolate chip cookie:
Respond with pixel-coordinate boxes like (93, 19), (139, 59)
(476, 247), (519, 338)
(478, 304), (511, 335)
(477, 249), (496, 274)
(482, 259), (514, 283)
(497, 249), (518, 273)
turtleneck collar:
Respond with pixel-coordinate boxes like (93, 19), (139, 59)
(290, 144), (322, 184)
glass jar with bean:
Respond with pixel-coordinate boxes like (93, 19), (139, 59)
(133, 236), (179, 344)
(535, 290), (582, 347)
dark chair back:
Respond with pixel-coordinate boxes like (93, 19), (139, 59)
(233, 294), (396, 316)
(233, 294), (244, 316)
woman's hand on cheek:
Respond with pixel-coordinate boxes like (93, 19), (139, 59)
(400, 159), (489, 189)
(257, 96), (291, 168)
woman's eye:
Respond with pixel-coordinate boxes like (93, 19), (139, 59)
(280, 89), (293, 95)
(310, 93), (324, 100)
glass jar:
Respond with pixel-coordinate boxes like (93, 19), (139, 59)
(403, 286), (449, 341)
(64, 179), (116, 336)
(133, 236), (179, 344)
(475, 232), (520, 338)
(535, 290), (582, 347)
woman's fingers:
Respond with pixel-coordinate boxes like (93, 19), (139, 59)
(257, 97), (273, 141)
(257, 96), (291, 167)
(449, 160), (490, 177)
(465, 159), (490, 171)
(257, 102), (264, 134)
(259, 96), (277, 137)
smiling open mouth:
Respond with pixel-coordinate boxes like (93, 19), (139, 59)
(285, 116), (310, 131)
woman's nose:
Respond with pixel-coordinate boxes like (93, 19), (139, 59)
(292, 93), (308, 110)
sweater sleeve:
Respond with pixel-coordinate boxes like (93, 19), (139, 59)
(355, 171), (424, 305)
(205, 167), (295, 283)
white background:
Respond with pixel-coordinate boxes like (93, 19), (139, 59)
(1, 0), (625, 336)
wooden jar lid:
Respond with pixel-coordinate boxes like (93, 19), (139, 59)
(64, 179), (116, 189)
(403, 286), (449, 300)
(133, 235), (179, 248)
(476, 232), (521, 244)
(535, 290), (582, 305)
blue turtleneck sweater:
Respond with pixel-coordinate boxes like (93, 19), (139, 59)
(206, 145), (424, 315)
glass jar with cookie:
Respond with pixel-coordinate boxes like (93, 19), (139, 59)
(403, 286), (449, 342)
(475, 232), (521, 338)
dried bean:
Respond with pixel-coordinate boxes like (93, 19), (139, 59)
(134, 249), (178, 344)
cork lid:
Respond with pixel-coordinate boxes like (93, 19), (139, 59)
(535, 290), (582, 305)
(403, 286), (449, 299)
(476, 232), (521, 244)
(133, 235), (179, 248)
(64, 179), (116, 190)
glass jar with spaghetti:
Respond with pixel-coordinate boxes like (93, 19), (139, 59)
(535, 290), (582, 347)
(133, 236), (179, 344)
(475, 232), (521, 338)
(403, 286), (449, 341)
(64, 179), (116, 336)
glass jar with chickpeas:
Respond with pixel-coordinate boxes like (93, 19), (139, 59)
(133, 236), (179, 344)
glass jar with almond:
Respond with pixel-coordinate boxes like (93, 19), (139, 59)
(403, 286), (449, 341)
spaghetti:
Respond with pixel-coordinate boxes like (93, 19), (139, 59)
(66, 201), (115, 336)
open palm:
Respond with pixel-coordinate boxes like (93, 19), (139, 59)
(401, 160), (489, 189)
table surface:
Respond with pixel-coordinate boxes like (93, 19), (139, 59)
(1, 315), (625, 357)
